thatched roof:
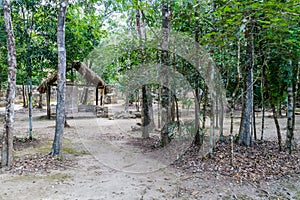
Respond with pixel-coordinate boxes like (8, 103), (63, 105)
(37, 61), (106, 93)
(37, 74), (58, 93)
(72, 61), (105, 88)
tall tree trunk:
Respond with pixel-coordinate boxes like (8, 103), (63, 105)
(124, 12), (132, 113)
(261, 63), (265, 140)
(251, 32), (256, 141)
(52, 0), (68, 157)
(2, 0), (17, 167)
(193, 5), (202, 146)
(270, 99), (282, 151)
(238, 27), (253, 146)
(160, 0), (171, 146)
(252, 102), (257, 140)
(286, 83), (294, 152)
(286, 59), (297, 153)
(218, 80), (224, 141)
(207, 63), (217, 156)
(290, 59), (300, 154)
(157, 87), (161, 129)
(202, 86), (208, 130)
(215, 94), (219, 129)
(136, 4), (154, 138)
(194, 80), (201, 145)
(28, 75), (33, 140)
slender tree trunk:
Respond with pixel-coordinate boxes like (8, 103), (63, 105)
(215, 94), (219, 129)
(160, 0), (171, 146)
(193, 4), (202, 146)
(238, 27), (253, 147)
(2, 0), (17, 167)
(286, 59), (297, 153)
(202, 86), (208, 130)
(52, 0), (68, 157)
(230, 104), (234, 165)
(290, 59), (300, 154)
(29, 75), (33, 140)
(253, 102), (257, 140)
(209, 90), (215, 155)
(136, 4), (154, 138)
(157, 88), (161, 129)
(124, 11), (132, 113)
(251, 33), (256, 142)
(261, 64), (265, 140)
(286, 84), (294, 152)
(271, 100), (282, 151)
(239, 81), (253, 146)
(194, 81), (201, 145)
(265, 68), (282, 151)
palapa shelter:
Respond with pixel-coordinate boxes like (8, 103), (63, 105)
(37, 61), (107, 119)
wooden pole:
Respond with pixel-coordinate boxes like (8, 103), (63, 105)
(46, 85), (51, 119)
(96, 87), (99, 106)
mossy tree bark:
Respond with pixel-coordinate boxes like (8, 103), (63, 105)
(2, 0), (17, 167)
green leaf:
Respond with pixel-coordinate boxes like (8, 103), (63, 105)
(258, 20), (271, 25)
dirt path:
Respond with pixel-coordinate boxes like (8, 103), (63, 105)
(0, 107), (300, 199)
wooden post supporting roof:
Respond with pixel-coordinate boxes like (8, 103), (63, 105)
(46, 85), (51, 119)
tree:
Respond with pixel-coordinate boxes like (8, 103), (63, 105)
(135, 0), (155, 138)
(238, 21), (254, 146)
(51, 0), (68, 157)
(160, 0), (171, 146)
(1, 0), (17, 167)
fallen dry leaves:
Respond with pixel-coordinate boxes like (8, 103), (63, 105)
(0, 153), (74, 175)
(173, 138), (300, 183)
(0, 137), (74, 175)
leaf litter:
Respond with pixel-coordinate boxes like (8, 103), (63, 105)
(172, 137), (300, 184)
(0, 137), (74, 175)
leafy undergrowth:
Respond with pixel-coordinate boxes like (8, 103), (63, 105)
(173, 138), (300, 183)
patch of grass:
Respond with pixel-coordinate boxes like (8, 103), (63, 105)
(63, 147), (90, 155)
(37, 141), (53, 154)
(47, 173), (72, 180)
(62, 138), (90, 155)
(13, 135), (89, 157)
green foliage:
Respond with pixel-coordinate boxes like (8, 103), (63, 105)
(0, 0), (298, 112)
(66, 3), (107, 64)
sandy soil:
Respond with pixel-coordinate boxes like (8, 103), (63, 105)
(0, 103), (299, 200)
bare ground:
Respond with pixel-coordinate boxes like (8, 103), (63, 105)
(0, 104), (299, 200)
